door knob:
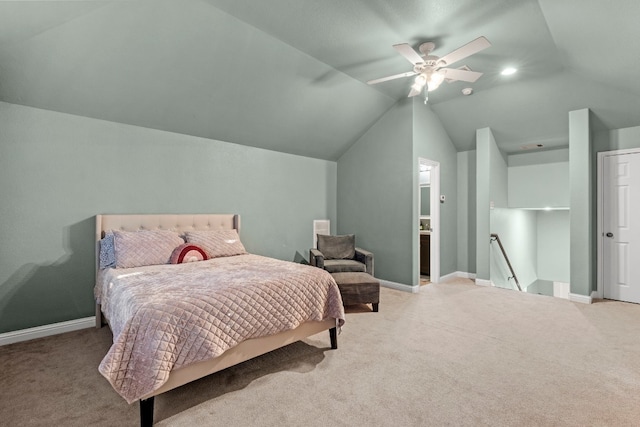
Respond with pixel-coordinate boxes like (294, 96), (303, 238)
(606, 232), (614, 238)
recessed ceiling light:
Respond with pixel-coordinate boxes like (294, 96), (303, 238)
(501, 67), (517, 76)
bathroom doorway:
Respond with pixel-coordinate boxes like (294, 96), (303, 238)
(419, 157), (440, 285)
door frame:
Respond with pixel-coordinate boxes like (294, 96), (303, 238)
(418, 157), (440, 284)
(596, 148), (640, 299)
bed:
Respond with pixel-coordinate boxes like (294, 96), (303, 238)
(94, 214), (345, 426)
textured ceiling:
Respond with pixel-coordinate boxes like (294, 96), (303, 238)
(1, 0), (640, 158)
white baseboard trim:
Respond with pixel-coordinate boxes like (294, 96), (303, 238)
(379, 279), (420, 293)
(0, 316), (96, 346)
(568, 293), (593, 304)
(475, 278), (492, 287)
(440, 271), (476, 282)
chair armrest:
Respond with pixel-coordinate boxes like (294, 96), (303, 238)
(309, 249), (325, 269)
(355, 247), (374, 275)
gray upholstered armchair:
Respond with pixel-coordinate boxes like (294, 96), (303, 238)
(310, 234), (374, 276)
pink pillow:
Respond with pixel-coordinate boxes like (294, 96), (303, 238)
(170, 244), (208, 264)
(113, 229), (184, 268)
(184, 229), (247, 259)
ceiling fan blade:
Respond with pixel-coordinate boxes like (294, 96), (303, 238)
(437, 36), (491, 67)
(367, 71), (417, 85)
(441, 68), (483, 83)
(408, 87), (421, 97)
(393, 43), (425, 65)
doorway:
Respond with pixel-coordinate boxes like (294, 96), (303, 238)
(418, 157), (440, 285)
(598, 148), (640, 303)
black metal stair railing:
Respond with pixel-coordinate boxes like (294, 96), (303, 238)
(490, 233), (522, 291)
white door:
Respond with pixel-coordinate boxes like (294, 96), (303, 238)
(603, 152), (640, 303)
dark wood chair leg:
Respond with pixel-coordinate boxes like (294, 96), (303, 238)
(140, 397), (154, 427)
(372, 303), (379, 312)
(329, 327), (337, 349)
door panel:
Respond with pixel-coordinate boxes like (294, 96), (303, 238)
(603, 152), (640, 303)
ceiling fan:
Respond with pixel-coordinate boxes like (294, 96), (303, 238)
(367, 36), (491, 100)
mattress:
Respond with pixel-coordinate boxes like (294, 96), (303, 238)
(95, 253), (345, 403)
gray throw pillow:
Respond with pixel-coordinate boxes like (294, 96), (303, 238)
(317, 234), (355, 260)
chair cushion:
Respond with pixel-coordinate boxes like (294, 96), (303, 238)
(317, 234), (355, 260)
(323, 259), (366, 273)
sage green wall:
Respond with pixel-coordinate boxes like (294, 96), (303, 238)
(475, 129), (491, 280)
(537, 210), (570, 283)
(484, 134), (535, 288)
(506, 149), (570, 284)
(412, 100), (459, 280)
(0, 102), (337, 334)
(593, 125), (640, 153)
(469, 137), (570, 286)
(337, 100), (414, 286)
(489, 208), (569, 289)
(489, 135), (508, 209)
(476, 127), (505, 281)
(508, 148), (569, 166)
(337, 98), (458, 287)
(508, 162), (569, 208)
(569, 108), (593, 296)
(490, 208), (538, 289)
(457, 150), (476, 274)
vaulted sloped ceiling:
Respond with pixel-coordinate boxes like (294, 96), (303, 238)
(0, 0), (395, 160)
(1, 0), (640, 158)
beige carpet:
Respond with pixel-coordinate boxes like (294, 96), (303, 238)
(2, 278), (640, 426)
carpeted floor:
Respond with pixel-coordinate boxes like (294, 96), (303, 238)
(2, 278), (640, 426)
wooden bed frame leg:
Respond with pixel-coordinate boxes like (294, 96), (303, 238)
(140, 397), (154, 427)
(95, 303), (103, 329)
(329, 327), (337, 350)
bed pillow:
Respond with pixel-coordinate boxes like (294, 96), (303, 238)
(170, 243), (209, 264)
(184, 229), (247, 259)
(113, 229), (184, 268)
(99, 231), (116, 269)
(317, 234), (355, 260)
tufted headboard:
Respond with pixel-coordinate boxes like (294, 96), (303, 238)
(96, 214), (240, 241)
(95, 213), (240, 270)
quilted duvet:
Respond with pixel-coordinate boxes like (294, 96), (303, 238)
(95, 254), (345, 403)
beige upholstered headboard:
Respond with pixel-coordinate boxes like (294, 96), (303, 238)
(95, 214), (240, 272)
(95, 214), (240, 242)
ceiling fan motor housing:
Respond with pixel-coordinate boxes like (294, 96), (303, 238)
(418, 42), (435, 55)
(413, 55), (439, 73)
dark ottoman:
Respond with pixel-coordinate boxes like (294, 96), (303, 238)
(331, 272), (380, 312)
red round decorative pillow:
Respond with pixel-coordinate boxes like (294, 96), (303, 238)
(170, 244), (209, 264)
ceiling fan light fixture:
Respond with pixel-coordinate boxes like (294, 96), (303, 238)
(411, 74), (427, 92)
(427, 71), (446, 92)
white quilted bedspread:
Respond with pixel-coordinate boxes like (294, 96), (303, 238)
(95, 254), (345, 403)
